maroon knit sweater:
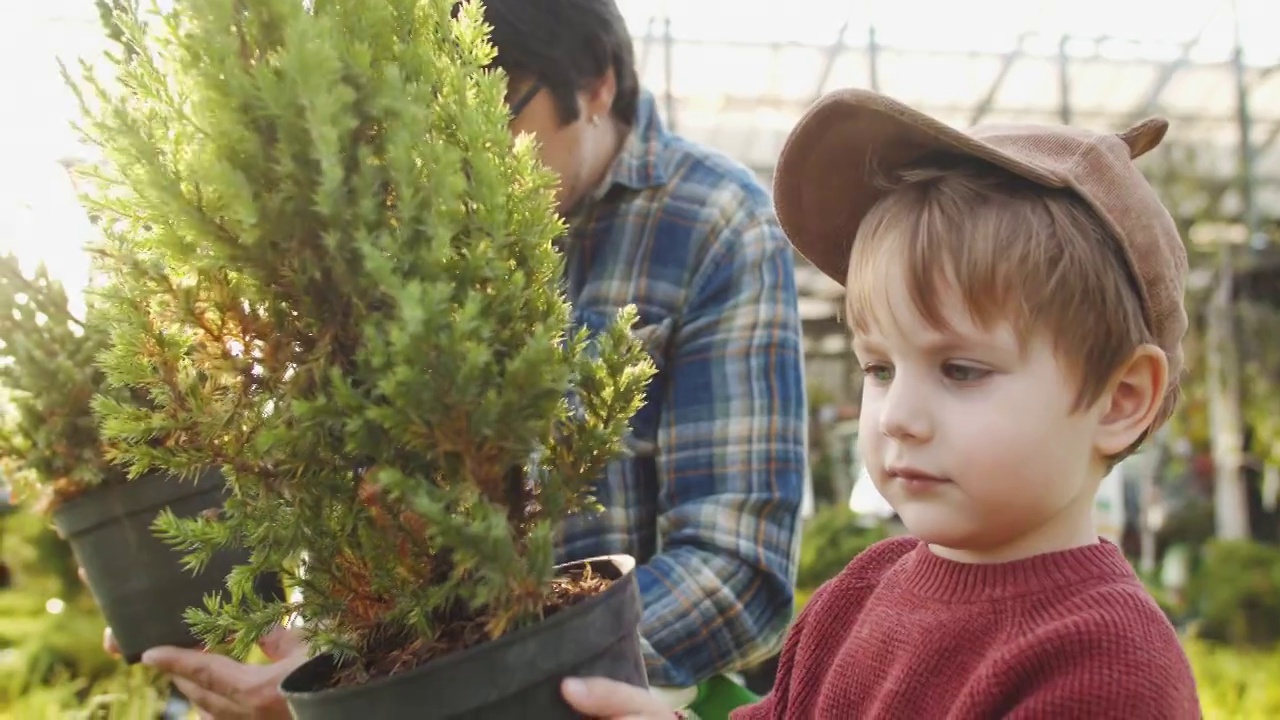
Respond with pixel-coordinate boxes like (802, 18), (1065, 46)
(734, 537), (1201, 719)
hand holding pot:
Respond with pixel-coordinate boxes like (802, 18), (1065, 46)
(140, 624), (308, 720)
(561, 677), (682, 719)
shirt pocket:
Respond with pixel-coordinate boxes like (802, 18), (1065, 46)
(572, 305), (674, 456)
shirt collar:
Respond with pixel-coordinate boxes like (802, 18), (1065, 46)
(576, 89), (670, 211)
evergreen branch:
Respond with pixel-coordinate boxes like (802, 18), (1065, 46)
(74, 0), (656, 678)
(0, 261), (87, 331)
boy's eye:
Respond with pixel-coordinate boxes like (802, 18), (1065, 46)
(861, 363), (893, 383)
(942, 363), (990, 383)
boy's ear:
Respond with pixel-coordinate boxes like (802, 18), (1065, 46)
(1094, 344), (1168, 457)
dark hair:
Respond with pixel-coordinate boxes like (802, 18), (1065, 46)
(467, 0), (640, 127)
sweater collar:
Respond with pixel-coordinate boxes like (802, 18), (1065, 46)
(896, 539), (1137, 603)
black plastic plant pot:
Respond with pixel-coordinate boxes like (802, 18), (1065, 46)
(51, 470), (284, 664)
(280, 554), (648, 720)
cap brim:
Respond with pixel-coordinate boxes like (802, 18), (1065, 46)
(772, 89), (1065, 285)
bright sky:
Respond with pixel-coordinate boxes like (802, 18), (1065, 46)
(2, 0), (1276, 306)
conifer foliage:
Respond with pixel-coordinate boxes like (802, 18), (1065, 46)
(70, 0), (654, 682)
(0, 255), (125, 512)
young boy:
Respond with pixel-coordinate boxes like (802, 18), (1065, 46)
(560, 88), (1202, 718)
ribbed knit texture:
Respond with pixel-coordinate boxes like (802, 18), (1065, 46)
(733, 537), (1201, 719)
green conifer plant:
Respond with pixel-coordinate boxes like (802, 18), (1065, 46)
(0, 253), (272, 664)
(72, 0), (655, 702)
(0, 255), (118, 512)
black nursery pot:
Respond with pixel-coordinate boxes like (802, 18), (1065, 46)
(51, 470), (284, 664)
(280, 554), (648, 720)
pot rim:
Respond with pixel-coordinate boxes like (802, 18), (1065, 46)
(279, 552), (640, 701)
(50, 469), (226, 539)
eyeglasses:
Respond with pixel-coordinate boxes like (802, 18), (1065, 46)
(508, 81), (541, 120)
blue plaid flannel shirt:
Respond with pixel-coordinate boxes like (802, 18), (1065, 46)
(553, 90), (807, 688)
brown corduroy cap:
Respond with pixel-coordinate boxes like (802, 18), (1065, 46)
(773, 88), (1189, 428)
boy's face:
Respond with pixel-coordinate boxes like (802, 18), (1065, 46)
(853, 274), (1110, 564)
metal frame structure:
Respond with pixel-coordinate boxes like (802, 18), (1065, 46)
(627, 30), (1280, 214)
(618, 4), (1280, 395)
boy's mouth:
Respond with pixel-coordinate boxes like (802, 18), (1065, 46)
(886, 466), (949, 486)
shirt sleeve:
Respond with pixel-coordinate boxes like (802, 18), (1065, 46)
(729, 582), (819, 720)
(635, 207), (807, 688)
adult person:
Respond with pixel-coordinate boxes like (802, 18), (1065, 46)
(117, 1), (807, 715)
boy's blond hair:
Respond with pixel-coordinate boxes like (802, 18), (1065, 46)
(771, 90), (1190, 448)
(844, 154), (1154, 427)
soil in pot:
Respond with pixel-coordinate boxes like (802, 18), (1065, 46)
(280, 554), (648, 720)
(52, 469), (284, 663)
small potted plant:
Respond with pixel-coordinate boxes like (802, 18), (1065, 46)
(73, 0), (656, 716)
(0, 254), (280, 662)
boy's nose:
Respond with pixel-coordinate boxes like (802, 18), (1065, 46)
(878, 380), (933, 443)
